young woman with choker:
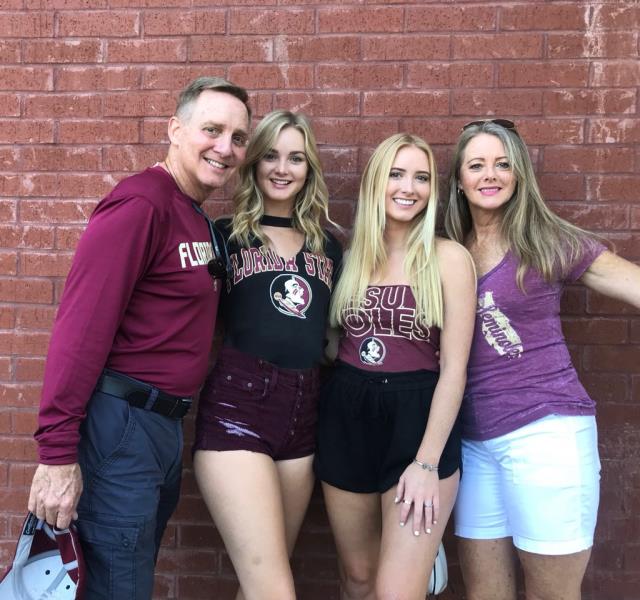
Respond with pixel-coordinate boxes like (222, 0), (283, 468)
(193, 110), (342, 600)
(315, 133), (476, 598)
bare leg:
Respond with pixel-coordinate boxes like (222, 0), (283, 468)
(518, 548), (591, 600)
(194, 450), (299, 600)
(233, 455), (314, 600)
(376, 471), (459, 600)
(321, 482), (381, 600)
(458, 537), (518, 600)
(276, 455), (315, 555)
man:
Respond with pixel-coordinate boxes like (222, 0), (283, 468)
(27, 77), (251, 599)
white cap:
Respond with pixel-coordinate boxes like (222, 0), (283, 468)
(0, 512), (85, 599)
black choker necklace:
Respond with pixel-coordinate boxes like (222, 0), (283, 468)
(260, 214), (293, 228)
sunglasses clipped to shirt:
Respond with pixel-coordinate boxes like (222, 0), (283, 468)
(191, 202), (231, 282)
(461, 118), (519, 135)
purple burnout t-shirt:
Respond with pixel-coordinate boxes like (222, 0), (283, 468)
(338, 285), (440, 372)
(462, 242), (606, 441)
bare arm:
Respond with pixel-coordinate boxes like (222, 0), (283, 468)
(323, 326), (341, 364)
(579, 250), (640, 310)
(396, 239), (477, 533)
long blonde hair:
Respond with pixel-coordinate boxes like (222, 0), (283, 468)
(330, 133), (443, 329)
(230, 110), (332, 254)
(445, 121), (597, 289)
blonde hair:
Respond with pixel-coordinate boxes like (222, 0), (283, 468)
(445, 121), (597, 289)
(330, 133), (443, 329)
(229, 110), (332, 254)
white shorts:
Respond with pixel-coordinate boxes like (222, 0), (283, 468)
(454, 414), (600, 555)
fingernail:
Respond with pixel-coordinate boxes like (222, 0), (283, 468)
(426, 528), (432, 534)
(400, 521), (405, 527)
(394, 496), (399, 504)
(414, 530), (419, 536)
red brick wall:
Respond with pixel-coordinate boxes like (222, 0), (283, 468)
(1, 2), (638, 598)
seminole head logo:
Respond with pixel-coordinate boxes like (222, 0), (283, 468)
(270, 274), (312, 319)
(359, 336), (386, 366)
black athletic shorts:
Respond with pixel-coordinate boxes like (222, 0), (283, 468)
(314, 360), (461, 494)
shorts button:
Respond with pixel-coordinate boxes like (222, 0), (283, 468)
(226, 375), (232, 381)
(290, 430), (295, 436)
(247, 382), (252, 388)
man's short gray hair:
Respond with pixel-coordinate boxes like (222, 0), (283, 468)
(176, 76), (251, 122)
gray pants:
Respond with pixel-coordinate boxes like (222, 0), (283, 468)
(76, 388), (183, 599)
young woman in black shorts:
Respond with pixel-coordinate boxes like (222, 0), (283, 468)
(194, 110), (342, 599)
(315, 133), (475, 599)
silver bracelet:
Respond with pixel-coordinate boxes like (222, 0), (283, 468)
(413, 458), (439, 471)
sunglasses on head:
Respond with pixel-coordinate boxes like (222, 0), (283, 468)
(462, 119), (518, 133)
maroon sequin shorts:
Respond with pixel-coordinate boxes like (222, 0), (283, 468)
(194, 347), (319, 460)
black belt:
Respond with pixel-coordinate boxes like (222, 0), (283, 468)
(97, 369), (192, 419)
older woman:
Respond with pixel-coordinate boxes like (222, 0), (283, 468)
(446, 119), (640, 600)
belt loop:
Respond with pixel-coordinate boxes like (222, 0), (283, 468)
(261, 362), (276, 397)
(144, 388), (159, 411)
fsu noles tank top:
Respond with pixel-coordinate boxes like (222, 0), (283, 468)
(337, 285), (440, 372)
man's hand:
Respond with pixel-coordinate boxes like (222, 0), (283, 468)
(28, 463), (83, 529)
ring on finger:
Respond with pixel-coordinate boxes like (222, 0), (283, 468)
(424, 502), (433, 508)
(402, 499), (412, 505)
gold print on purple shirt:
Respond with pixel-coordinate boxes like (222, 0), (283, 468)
(270, 274), (313, 319)
(477, 291), (523, 360)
